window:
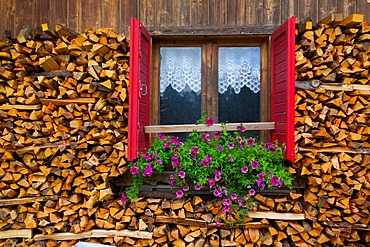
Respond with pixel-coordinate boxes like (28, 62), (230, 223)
(128, 17), (296, 162)
(151, 38), (270, 140)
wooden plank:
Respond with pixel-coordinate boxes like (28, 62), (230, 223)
(0, 229), (33, 239)
(39, 98), (96, 106)
(0, 141), (69, 153)
(144, 122), (275, 133)
(34, 229), (153, 241)
(247, 211), (305, 220)
(0, 105), (41, 110)
(26, 69), (72, 79)
(295, 80), (370, 91)
(0, 195), (58, 206)
(155, 215), (269, 229)
(299, 147), (357, 154)
(147, 26), (279, 36)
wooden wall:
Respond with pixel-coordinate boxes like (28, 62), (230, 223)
(1, 0), (370, 36)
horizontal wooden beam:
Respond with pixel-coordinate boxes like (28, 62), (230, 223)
(34, 229), (153, 241)
(296, 80), (370, 91)
(147, 26), (278, 37)
(145, 122), (275, 134)
(155, 215), (269, 229)
(0, 105), (41, 110)
(299, 146), (362, 154)
(25, 69), (72, 79)
(0, 229), (33, 239)
(0, 195), (58, 206)
(0, 141), (69, 153)
(39, 98), (96, 106)
(247, 211), (305, 220)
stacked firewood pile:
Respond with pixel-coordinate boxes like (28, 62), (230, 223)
(0, 194), (307, 247)
(0, 24), (132, 243)
(1, 13), (370, 246)
(295, 13), (370, 246)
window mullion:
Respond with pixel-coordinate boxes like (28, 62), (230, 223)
(201, 41), (218, 122)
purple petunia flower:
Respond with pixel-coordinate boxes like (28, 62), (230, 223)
(208, 179), (215, 187)
(215, 221), (221, 226)
(247, 138), (255, 146)
(183, 186), (190, 191)
(156, 159), (163, 165)
(170, 180), (176, 189)
(158, 134), (166, 140)
(213, 190), (222, 197)
(228, 143), (235, 149)
(171, 156), (181, 168)
(242, 166), (249, 173)
(238, 199), (243, 206)
(270, 176), (280, 186)
(250, 160), (259, 169)
(214, 131), (221, 138)
(231, 193), (238, 200)
(178, 171), (186, 178)
(190, 146), (200, 157)
(223, 198), (232, 205)
(194, 185), (202, 190)
(169, 174), (174, 179)
(256, 179), (266, 190)
(206, 117), (215, 126)
(120, 193), (127, 203)
(228, 156), (234, 162)
(176, 190), (184, 198)
(278, 181), (284, 187)
(130, 166), (140, 175)
(249, 189), (256, 196)
(164, 142), (171, 148)
(257, 173), (266, 180)
(218, 146), (223, 151)
(142, 153), (152, 161)
(143, 164), (153, 176)
(201, 134), (210, 141)
(223, 206), (230, 212)
(236, 126), (246, 132)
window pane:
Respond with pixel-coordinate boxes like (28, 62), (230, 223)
(218, 47), (260, 123)
(159, 47), (201, 125)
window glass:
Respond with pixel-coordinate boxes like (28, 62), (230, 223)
(218, 47), (260, 123)
(159, 47), (202, 125)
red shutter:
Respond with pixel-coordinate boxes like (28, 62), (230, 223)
(128, 18), (151, 161)
(271, 16), (296, 162)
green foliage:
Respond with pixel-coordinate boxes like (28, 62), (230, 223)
(124, 114), (293, 223)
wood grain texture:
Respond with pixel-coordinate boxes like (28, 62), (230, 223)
(1, 0), (370, 36)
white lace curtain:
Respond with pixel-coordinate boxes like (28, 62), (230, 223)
(160, 47), (260, 94)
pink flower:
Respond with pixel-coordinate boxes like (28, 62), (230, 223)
(178, 171), (186, 178)
(236, 126), (246, 132)
(228, 143), (235, 149)
(249, 189), (256, 196)
(213, 190), (222, 197)
(223, 206), (230, 212)
(247, 138), (255, 146)
(206, 117), (215, 126)
(183, 186), (190, 191)
(270, 176), (280, 186)
(241, 166), (249, 173)
(194, 185), (202, 190)
(250, 160), (259, 169)
(223, 199), (232, 205)
(130, 166), (140, 175)
(176, 190), (184, 198)
(238, 199), (243, 206)
(214, 131), (221, 138)
(158, 134), (166, 140)
(215, 221), (221, 227)
(120, 193), (127, 203)
(208, 179), (215, 187)
(231, 193), (238, 200)
(169, 174), (174, 179)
